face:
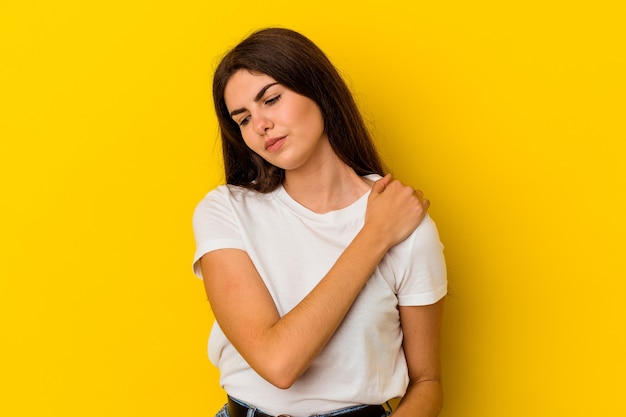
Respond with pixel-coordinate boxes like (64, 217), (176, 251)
(223, 69), (331, 172)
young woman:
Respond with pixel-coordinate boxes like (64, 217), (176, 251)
(193, 28), (447, 417)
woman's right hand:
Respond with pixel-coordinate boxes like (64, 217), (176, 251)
(364, 174), (430, 250)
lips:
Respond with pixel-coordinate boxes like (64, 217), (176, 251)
(265, 136), (286, 152)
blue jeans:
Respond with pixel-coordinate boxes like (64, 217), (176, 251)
(215, 397), (392, 417)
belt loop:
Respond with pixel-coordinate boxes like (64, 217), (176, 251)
(246, 406), (256, 417)
(382, 402), (392, 416)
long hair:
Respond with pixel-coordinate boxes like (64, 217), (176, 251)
(213, 28), (385, 192)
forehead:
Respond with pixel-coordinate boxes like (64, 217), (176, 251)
(224, 70), (278, 111)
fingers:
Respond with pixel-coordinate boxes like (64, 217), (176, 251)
(412, 188), (430, 214)
(364, 175), (430, 247)
(372, 175), (429, 212)
(373, 175), (428, 198)
(371, 173), (392, 195)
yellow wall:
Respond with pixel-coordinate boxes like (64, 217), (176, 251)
(1, 1), (624, 416)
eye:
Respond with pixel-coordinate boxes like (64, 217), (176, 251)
(238, 115), (250, 127)
(265, 94), (281, 106)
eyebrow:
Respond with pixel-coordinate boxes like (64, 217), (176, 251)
(229, 82), (280, 117)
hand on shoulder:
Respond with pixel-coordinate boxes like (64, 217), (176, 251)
(364, 174), (430, 249)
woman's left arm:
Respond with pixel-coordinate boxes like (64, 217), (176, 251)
(394, 298), (445, 417)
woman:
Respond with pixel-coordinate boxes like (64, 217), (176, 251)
(193, 28), (447, 417)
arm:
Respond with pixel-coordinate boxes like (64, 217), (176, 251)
(200, 175), (428, 389)
(393, 299), (445, 417)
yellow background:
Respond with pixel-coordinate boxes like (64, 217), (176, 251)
(1, 1), (624, 416)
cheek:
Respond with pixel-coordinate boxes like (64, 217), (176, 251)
(239, 130), (264, 154)
(293, 103), (324, 132)
(308, 110), (325, 134)
(240, 134), (255, 150)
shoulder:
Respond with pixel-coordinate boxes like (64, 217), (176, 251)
(195, 184), (247, 205)
(193, 184), (279, 223)
(387, 214), (447, 304)
(390, 214), (443, 255)
(193, 185), (242, 224)
(385, 214), (445, 274)
(193, 185), (229, 221)
(195, 184), (260, 211)
(409, 215), (444, 250)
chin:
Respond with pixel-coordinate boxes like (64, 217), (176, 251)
(265, 155), (305, 172)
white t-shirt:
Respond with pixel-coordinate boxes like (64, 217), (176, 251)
(192, 177), (447, 416)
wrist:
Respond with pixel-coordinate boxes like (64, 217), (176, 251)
(356, 224), (393, 256)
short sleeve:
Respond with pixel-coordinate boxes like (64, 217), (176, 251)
(192, 186), (246, 279)
(394, 215), (448, 306)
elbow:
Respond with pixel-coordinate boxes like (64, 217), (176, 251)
(268, 375), (296, 390)
(258, 356), (303, 390)
(406, 377), (444, 414)
(244, 335), (311, 389)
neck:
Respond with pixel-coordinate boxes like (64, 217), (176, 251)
(282, 152), (373, 214)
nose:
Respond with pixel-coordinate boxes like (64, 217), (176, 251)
(252, 112), (273, 135)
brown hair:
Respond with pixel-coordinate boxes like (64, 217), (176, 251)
(213, 28), (384, 192)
